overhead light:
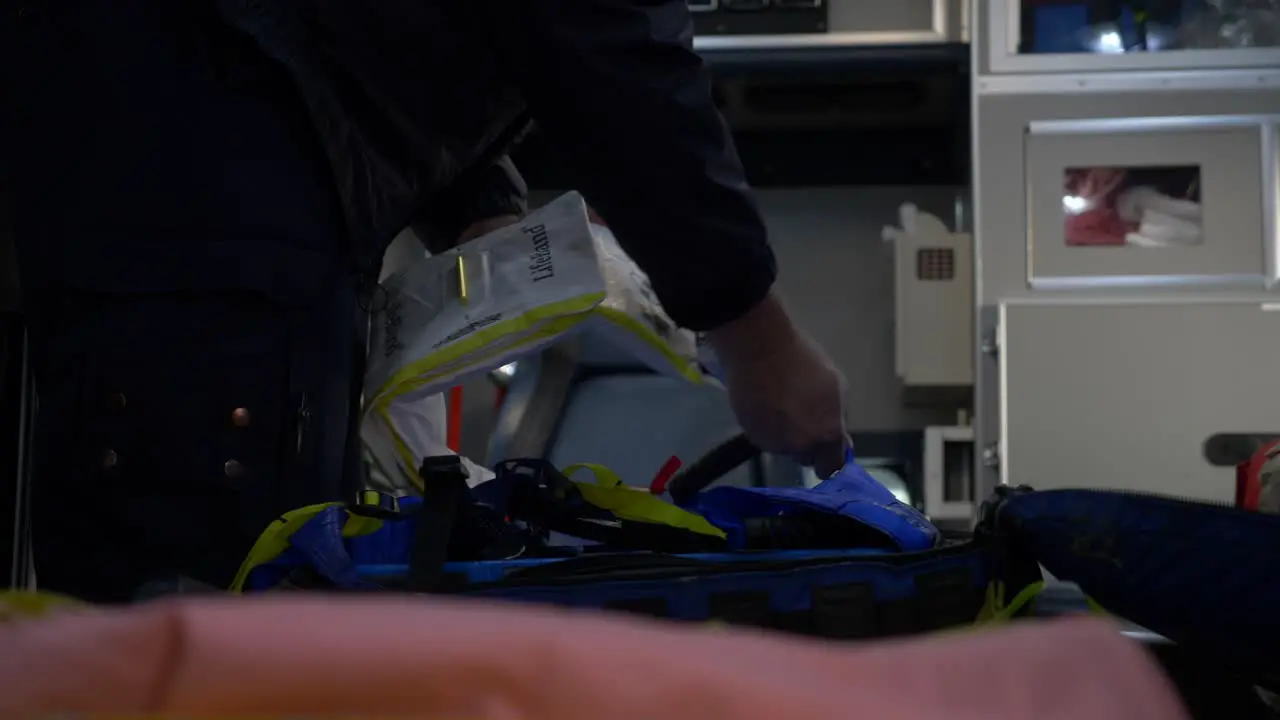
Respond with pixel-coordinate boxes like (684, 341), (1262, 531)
(1081, 10), (1177, 53)
(1085, 27), (1128, 53)
(1063, 195), (1091, 215)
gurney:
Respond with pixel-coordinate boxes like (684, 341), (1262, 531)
(235, 448), (997, 640)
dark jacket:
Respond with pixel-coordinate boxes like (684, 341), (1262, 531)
(1, 0), (775, 329)
(217, 0), (777, 331)
(0, 1), (777, 598)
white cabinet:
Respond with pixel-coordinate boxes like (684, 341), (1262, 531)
(971, 3), (1280, 509)
(1023, 115), (1276, 290)
(983, 0), (1280, 75)
(884, 205), (974, 390)
(997, 300), (1280, 503)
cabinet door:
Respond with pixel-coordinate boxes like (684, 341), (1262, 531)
(999, 301), (1280, 502)
(1024, 116), (1270, 290)
(985, 0), (1280, 74)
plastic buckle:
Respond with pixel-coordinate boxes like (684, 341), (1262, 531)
(350, 489), (403, 519)
(975, 484), (1032, 538)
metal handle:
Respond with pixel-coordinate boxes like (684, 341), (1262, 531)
(1203, 433), (1280, 467)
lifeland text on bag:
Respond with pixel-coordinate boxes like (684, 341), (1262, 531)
(362, 192), (704, 495)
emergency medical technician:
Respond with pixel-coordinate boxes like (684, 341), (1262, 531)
(1, 1), (848, 602)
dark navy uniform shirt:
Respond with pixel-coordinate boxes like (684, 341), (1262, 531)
(3, 0), (349, 303)
(2, 1), (360, 600)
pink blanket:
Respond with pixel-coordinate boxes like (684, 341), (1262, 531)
(0, 596), (1187, 718)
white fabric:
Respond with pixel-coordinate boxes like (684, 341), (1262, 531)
(362, 192), (701, 495)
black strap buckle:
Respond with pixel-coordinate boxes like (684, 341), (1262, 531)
(349, 489), (404, 520)
(975, 484), (1032, 539)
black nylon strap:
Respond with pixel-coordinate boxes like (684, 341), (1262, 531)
(406, 455), (470, 592)
(666, 433), (760, 506)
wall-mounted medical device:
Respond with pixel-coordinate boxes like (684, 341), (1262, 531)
(883, 203), (974, 395)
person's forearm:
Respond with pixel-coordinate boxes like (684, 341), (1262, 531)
(704, 290), (799, 371)
(482, 0), (776, 332)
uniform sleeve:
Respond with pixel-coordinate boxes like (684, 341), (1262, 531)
(484, 0), (777, 332)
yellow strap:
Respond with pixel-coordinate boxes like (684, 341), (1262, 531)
(368, 295), (603, 411)
(563, 462), (625, 488)
(973, 580), (1109, 626)
(1084, 595), (1109, 616)
(0, 591), (85, 622)
(232, 462), (721, 593)
(975, 580), (1046, 625)
(562, 463), (726, 539)
(229, 502), (385, 593)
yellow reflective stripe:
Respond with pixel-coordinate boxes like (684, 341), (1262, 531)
(562, 463), (726, 540)
(366, 295), (605, 413)
(369, 307), (596, 494)
(592, 307), (705, 385)
(229, 503), (384, 593)
(376, 402), (421, 493)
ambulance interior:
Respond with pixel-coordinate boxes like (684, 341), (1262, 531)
(374, 5), (1280, 711)
(4, 1), (1280, 715)
(431, 53), (977, 526)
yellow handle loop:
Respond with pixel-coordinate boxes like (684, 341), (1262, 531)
(230, 462), (724, 594)
(229, 502), (385, 593)
(562, 463), (725, 539)
(562, 462), (626, 488)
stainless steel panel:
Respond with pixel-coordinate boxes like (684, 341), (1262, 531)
(1024, 117), (1268, 289)
(984, 0), (1280, 75)
(999, 300), (1280, 502)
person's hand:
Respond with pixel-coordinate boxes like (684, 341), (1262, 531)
(705, 290), (849, 478)
(457, 214), (522, 244)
